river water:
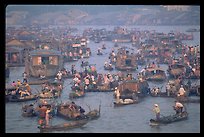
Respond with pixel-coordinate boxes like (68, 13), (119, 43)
(5, 25), (200, 133)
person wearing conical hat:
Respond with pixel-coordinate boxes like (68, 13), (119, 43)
(152, 104), (160, 120)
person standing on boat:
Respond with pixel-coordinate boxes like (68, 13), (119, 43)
(25, 83), (31, 95)
(22, 72), (28, 83)
(152, 104), (160, 120)
(115, 87), (120, 103)
(177, 85), (186, 97)
(57, 71), (62, 81)
(45, 107), (51, 126)
(140, 67), (147, 77)
(173, 101), (184, 114)
(104, 61), (108, 67)
(166, 82), (171, 96)
(17, 79), (22, 87)
(71, 65), (75, 75)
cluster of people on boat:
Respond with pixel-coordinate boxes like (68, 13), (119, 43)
(104, 61), (113, 69)
(8, 79), (32, 98)
(58, 101), (86, 119)
(41, 82), (63, 97)
(65, 48), (91, 60)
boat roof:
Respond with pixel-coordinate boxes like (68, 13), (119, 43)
(29, 49), (62, 56)
(6, 46), (24, 52)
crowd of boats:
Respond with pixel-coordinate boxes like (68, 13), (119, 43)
(5, 25), (200, 132)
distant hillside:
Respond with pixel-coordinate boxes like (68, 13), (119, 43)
(6, 5), (200, 26)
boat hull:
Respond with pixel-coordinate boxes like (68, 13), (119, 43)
(149, 111), (188, 126)
(38, 120), (88, 132)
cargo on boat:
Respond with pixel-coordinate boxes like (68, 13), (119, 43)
(57, 102), (100, 121)
(113, 98), (138, 107)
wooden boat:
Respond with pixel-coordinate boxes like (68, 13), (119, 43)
(34, 100), (58, 119)
(167, 64), (186, 78)
(38, 119), (88, 133)
(38, 80), (63, 99)
(84, 84), (115, 92)
(22, 104), (37, 117)
(115, 48), (137, 71)
(57, 103), (100, 121)
(25, 47), (64, 78)
(85, 108), (100, 120)
(117, 80), (150, 96)
(113, 98), (138, 107)
(5, 84), (16, 92)
(144, 67), (166, 81)
(149, 111), (188, 126)
(150, 92), (176, 98)
(5, 86), (16, 102)
(7, 94), (38, 102)
(38, 91), (60, 99)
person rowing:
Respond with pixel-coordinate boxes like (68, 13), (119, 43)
(173, 101), (184, 115)
(152, 104), (160, 120)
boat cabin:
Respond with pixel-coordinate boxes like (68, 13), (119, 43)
(115, 48), (137, 71)
(26, 48), (63, 78)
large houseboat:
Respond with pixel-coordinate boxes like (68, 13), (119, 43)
(117, 79), (149, 97)
(143, 67), (167, 81)
(25, 46), (64, 78)
(167, 64), (186, 78)
(115, 48), (137, 71)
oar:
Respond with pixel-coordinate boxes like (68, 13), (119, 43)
(98, 100), (101, 115)
(31, 99), (39, 106)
